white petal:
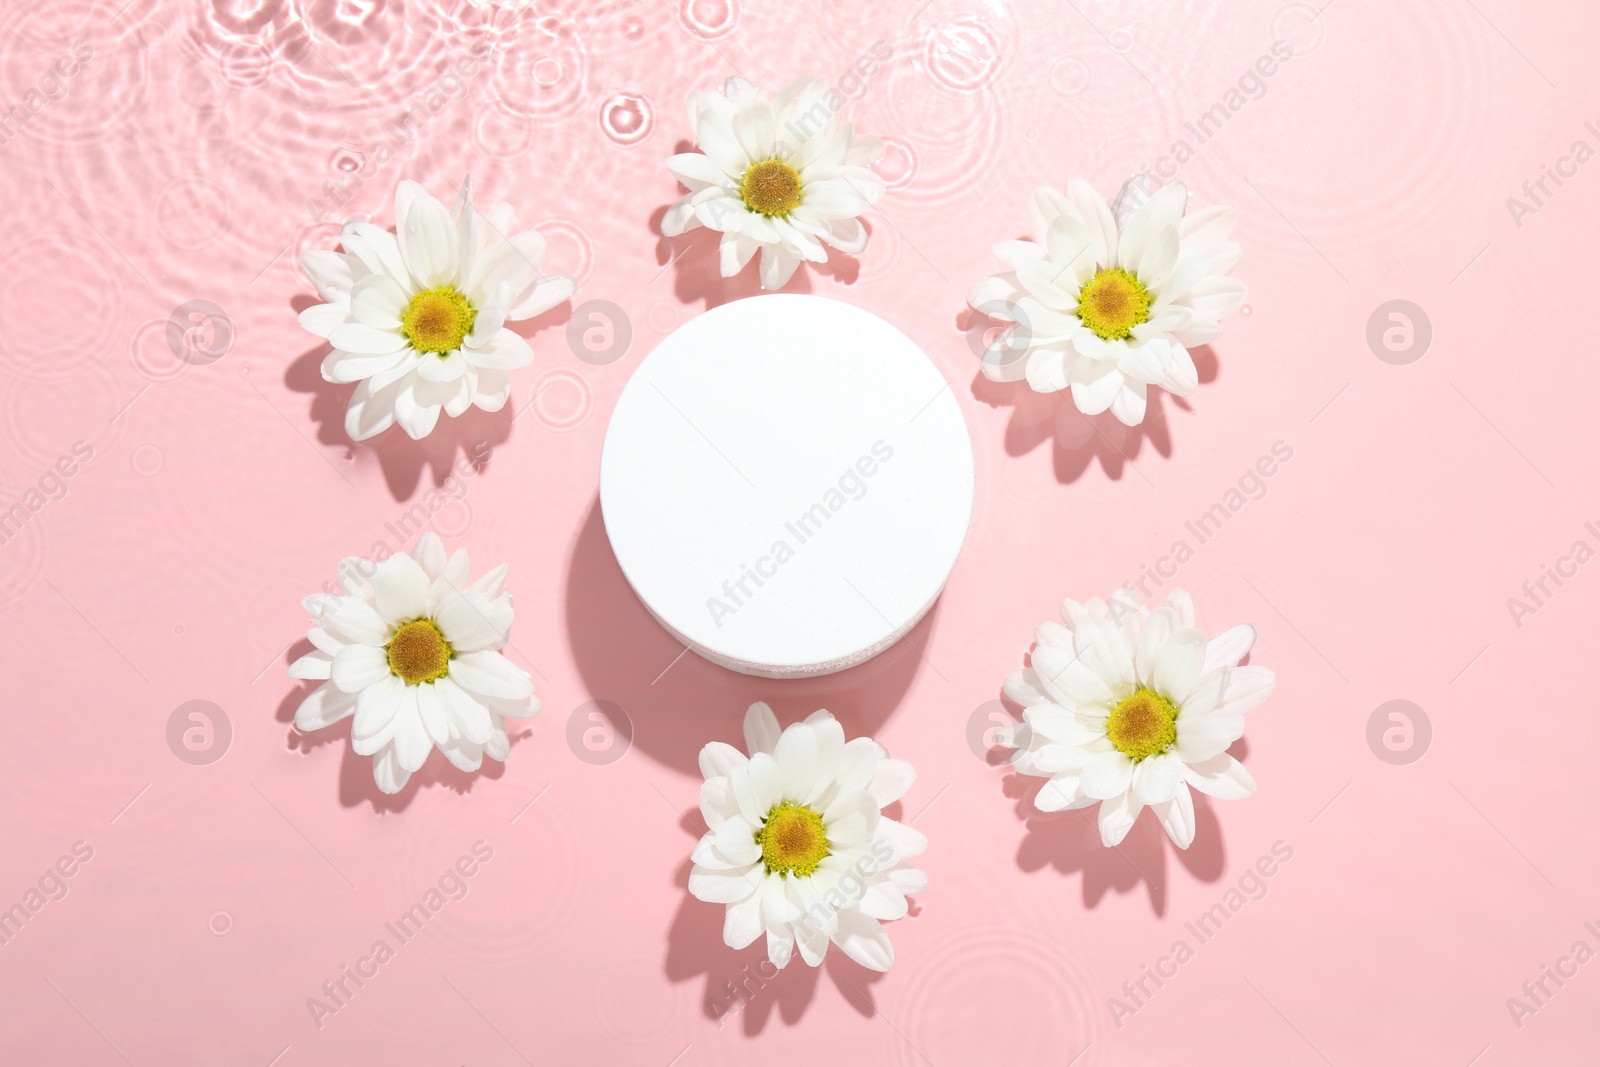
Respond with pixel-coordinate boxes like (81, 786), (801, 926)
(1003, 667), (1052, 708)
(1097, 789), (1144, 846)
(1024, 345), (1070, 393)
(732, 754), (781, 823)
(876, 818), (927, 862)
(298, 302), (348, 339)
(372, 553), (432, 623)
(1153, 781), (1196, 848)
(416, 682), (452, 746)
(330, 322), (408, 356)
(744, 702), (781, 756)
(696, 109), (750, 176)
(1218, 666), (1275, 714)
(723, 890), (764, 949)
(1132, 751), (1182, 804)
(448, 651), (533, 701)
(713, 816), (763, 867)
(288, 651), (333, 681)
(439, 737), (485, 772)
(1021, 704), (1098, 746)
(1135, 606), (1180, 688)
(831, 909), (893, 972)
(1035, 776), (1095, 812)
(302, 248), (364, 301)
(859, 881), (908, 921)
(506, 275), (575, 321)
(1065, 178), (1118, 265)
(350, 272), (409, 329)
(1184, 753), (1256, 799)
(822, 791), (878, 847)
(834, 737), (883, 794)
(343, 374), (405, 441)
(411, 532), (446, 580)
(434, 589), (511, 652)
(1108, 379), (1148, 426)
(484, 713), (511, 761)
(390, 690), (432, 771)
(796, 922), (829, 967)
(758, 245), (802, 290)
(340, 222), (411, 288)
(1204, 624), (1257, 673)
(321, 347), (408, 384)
(821, 215), (868, 254)
(1176, 710), (1245, 763)
(352, 674), (405, 742)
(415, 350), (466, 383)
(460, 329), (533, 370)
(1080, 750), (1135, 800)
(1030, 644), (1113, 709)
(435, 676), (493, 744)
(700, 777), (738, 830)
(868, 759), (916, 807)
(371, 744), (410, 794)
(467, 369), (509, 413)
(470, 561), (508, 600)
(667, 150), (730, 188)
(1073, 612), (1136, 695)
(1045, 213), (1096, 282)
(767, 927), (794, 970)
(294, 683), (357, 731)
(688, 865), (761, 905)
(719, 231), (761, 276)
(1152, 628), (1208, 703)
(699, 742), (747, 781)
(332, 644), (391, 693)
(1069, 356), (1124, 415)
(403, 192), (459, 288)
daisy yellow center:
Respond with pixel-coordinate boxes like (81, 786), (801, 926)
(1106, 687), (1179, 761)
(401, 285), (476, 355)
(386, 618), (452, 685)
(755, 801), (830, 877)
(1076, 267), (1152, 341)
(740, 159), (802, 218)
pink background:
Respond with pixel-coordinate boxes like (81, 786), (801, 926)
(3, 0), (1597, 1062)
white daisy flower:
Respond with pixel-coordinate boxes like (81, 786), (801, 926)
(967, 177), (1247, 426)
(298, 177), (575, 441)
(288, 532), (539, 794)
(688, 703), (927, 972)
(661, 76), (886, 290)
(998, 589), (1272, 849)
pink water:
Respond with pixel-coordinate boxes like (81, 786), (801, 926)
(2, 0), (1597, 1063)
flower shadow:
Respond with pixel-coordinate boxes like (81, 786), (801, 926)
(664, 814), (886, 1033)
(958, 306), (1220, 483)
(284, 293), (570, 502)
(1001, 772), (1226, 917)
(563, 496), (933, 775)
(649, 204), (794, 312)
(275, 646), (533, 814)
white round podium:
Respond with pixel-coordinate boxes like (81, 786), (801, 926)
(599, 295), (973, 677)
